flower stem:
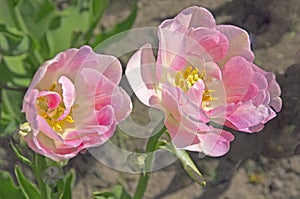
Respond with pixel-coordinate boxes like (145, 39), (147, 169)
(33, 153), (50, 199)
(132, 125), (166, 199)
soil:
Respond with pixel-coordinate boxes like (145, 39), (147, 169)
(1, 0), (300, 199)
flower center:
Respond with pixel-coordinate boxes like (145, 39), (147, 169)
(175, 66), (216, 103)
(36, 83), (75, 133)
(175, 66), (203, 92)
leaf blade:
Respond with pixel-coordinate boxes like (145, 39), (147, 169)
(15, 166), (41, 199)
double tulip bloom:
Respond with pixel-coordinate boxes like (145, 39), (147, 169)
(22, 46), (132, 161)
(22, 7), (281, 161)
(126, 7), (282, 156)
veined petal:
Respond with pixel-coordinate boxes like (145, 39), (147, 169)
(217, 25), (255, 66)
(222, 56), (254, 103)
(189, 27), (229, 62)
(226, 103), (271, 133)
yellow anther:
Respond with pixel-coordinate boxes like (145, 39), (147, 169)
(35, 82), (77, 134)
(175, 66), (217, 104)
(49, 82), (57, 91)
(55, 123), (62, 131)
(66, 115), (75, 123)
(175, 66), (201, 91)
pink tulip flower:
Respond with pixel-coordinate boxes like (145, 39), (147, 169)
(126, 6), (281, 156)
(22, 46), (132, 161)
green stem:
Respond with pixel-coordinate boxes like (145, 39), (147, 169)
(132, 125), (166, 199)
(33, 153), (50, 199)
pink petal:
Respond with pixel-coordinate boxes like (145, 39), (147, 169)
(157, 30), (187, 72)
(186, 80), (205, 105)
(38, 91), (62, 110)
(73, 68), (116, 125)
(201, 61), (222, 80)
(217, 25), (255, 66)
(189, 27), (229, 61)
(222, 56), (254, 103)
(252, 71), (268, 90)
(157, 29), (212, 73)
(126, 43), (157, 106)
(253, 90), (267, 106)
(57, 76), (75, 120)
(265, 73), (282, 112)
(111, 87), (132, 122)
(160, 6), (216, 30)
(22, 89), (39, 129)
(76, 68), (115, 110)
(251, 64), (282, 112)
(199, 129), (234, 157)
(95, 54), (122, 84)
(49, 45), (95, 77)
(161, 84), (181, 121)
(242, 83), (259, 102)
(96, 105), (115, 126)
(162, 83), (210, 124)
(165, 114), (199, 149)
(37, 46), (94, 89)
(37, 116), (63, 141)
(226, 103), (271, 133)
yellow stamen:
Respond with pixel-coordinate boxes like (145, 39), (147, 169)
(175, 66), (217, 103)
(49, 82), (57, 91)
(35, 82), (76, 134)
(66, 115), (75, 123)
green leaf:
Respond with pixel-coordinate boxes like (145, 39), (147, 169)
(10, 140), (32, 166)
(61, 169), (76, 199)
(0, 170), (25, 199)
(46, 2), (90, 57)
(92, 0), (138, 47)
(0, 24), (30, 56)
(89, 0), (109, 24)
(15, 166), (41, 199)
(93, 185), (132, 199)
(16, 0), (56, 40)
(0, 0), (18, 27)
(157, 140), (206, 186)
(85, 0), (109, 43)
(0, 89), (24, 136)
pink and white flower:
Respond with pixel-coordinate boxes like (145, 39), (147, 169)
(126, 6), (281, 156)
(22, 46), (132, 161)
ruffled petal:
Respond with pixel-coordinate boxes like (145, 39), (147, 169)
(222, 56), (254, 103)
(217, 25), (255, 66)
(226, 103), (272, 133)
(189, 27), (229, 62)
(22, 89), (39, 129)
(160, 6), (216, 30)
(198, 129), (234, 157)
(95, 54), (122, 84)
(37, 91), (62, 110)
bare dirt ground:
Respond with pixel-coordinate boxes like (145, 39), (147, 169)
(1, 0), (300, 199)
